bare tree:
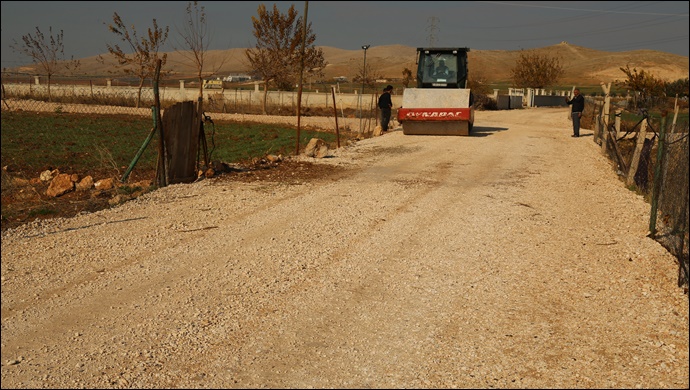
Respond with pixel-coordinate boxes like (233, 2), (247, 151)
(665, 77), (689, 99)
(510, 50), (563, 89)
(353, 60), (382, 91)
(101, 12), (169, 108)
(245, 3), (326, 114)
(401, 67), (413, 89)
(175, 1), (225, 101)
(468, 70), (491, 95)
(10, 27), (80, 101)
(617, 64), (666, 109)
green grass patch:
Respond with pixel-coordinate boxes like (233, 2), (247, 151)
(1, 111), (155, 174)
(621, 111), (688, 125)
(1, 112), (340, 177)
(207, 121), (338, 163)
(117, 185), (145, 195)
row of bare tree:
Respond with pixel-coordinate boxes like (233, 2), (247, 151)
(9, 2), (329, 115)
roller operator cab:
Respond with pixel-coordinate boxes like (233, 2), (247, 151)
(397, 47), (475, 135)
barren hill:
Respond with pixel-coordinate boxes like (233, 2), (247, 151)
(19, 42), (689, 86)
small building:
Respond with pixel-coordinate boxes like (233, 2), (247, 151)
(223, 75), (252, 82)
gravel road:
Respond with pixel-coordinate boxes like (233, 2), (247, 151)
(1, 107), (688, 389)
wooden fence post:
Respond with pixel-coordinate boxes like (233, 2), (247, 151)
(567, 85), (575, 119)
(592, 101), (601, 144)
(331, 86), (341, 148)
(600, 82), (611, 155)
(626, 119), (648, 187)
(671, 96), (679, 132)
(649, 114), (668, 237)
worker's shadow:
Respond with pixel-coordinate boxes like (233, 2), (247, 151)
(470, 126), (508, 137)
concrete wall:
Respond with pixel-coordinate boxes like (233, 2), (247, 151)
(4, 82), (579, 111)
(533, 95), (568, 107)
(494, 87), (575, 109)
(496, 95), (524, 110)
(2, 82), (402, 111)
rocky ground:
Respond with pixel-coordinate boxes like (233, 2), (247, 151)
(1, 160), (346, 233)
(1, 107), (688, 388)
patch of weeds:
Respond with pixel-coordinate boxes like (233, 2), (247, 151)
(95, 144), (121, 177)
(1, 169), (16, 191)
(28, 207), (57, 217)
(1, 208), (20, 223)
(117, 185), (143, 195)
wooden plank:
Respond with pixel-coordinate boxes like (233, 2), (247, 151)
(162, 101), (200, 184)
(626, 120), (648, 187)
(609, 126), (628, 174)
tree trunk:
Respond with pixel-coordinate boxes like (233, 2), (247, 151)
(262, 82), (269, 115)
(136, 78), (145, 109)
(47, 74), (52, 102)
(197, 73), (204, 101)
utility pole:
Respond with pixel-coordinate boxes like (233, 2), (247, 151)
(359, 44), (370, 134)
(426, 16), (440, 47)
(295, 0), (309, 155)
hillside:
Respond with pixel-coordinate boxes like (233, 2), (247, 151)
(15, 42), (689, 86)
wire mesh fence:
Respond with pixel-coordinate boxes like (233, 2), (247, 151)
(588, 98), (689, 290)
(658, 130), (689, 288)
(1, 72), (386, 119)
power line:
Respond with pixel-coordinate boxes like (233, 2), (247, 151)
(478, 1), (689, 17)
(589, 34), (690, 52)
(480, 16), (688, 44)
(472, 2), (681, 29)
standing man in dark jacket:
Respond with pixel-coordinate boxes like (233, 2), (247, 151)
(565, 88), (585, 137)
(378, 85), (393, 132)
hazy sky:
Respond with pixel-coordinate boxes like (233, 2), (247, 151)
(2, 1), (688, 69)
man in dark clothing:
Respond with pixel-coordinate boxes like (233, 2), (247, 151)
(565, 88), (585, 137)
(378, 85), (393, 132)
(433, 59), (450, 79)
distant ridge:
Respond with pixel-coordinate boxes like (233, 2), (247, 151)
(14, 43), (689, 85)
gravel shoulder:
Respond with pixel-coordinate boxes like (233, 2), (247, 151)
(1, 107), (688, 388)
